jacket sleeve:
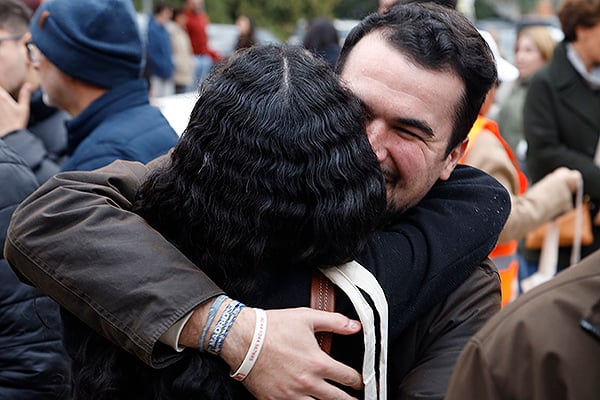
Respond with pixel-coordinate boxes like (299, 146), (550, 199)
(5, 158), (223, 368)
(5, 162), (508, 369)
(390, 260), (501, 400)
(2, 128), (60, 184)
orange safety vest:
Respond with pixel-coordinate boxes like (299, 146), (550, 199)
(460, 116), (528, 306)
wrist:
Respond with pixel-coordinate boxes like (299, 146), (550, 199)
(179, 297), (257, 372)
(179, 299), (216, 349)
(230, 308), (267, 381)
(219, 305), (255, 369)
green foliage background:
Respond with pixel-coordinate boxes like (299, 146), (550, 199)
(133, 0), (378, 39)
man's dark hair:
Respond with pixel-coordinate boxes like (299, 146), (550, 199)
(71, 44), (386, 399)
(385, 0), (458, 9)
(337, 2), (497, 155)
(0, 0), (31, 34)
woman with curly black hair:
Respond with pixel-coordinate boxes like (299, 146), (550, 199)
(68, 44), (386, 399)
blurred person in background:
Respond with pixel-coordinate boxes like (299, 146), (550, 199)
(0, 142), (70, 400)
(498, 26), (557, 174)
(0, 1), (70, 398)
(234, 15), (255, 51)
(523, 0), (600, 272)
(460, 30), (581, 306)
(184, 0), (220, 83)
(167, 8), (195, 94)
(303, 17), (340, 68)
(146, 2), (175, 97)
(0, 0), (67, 183)
(27, 0), (178, 172)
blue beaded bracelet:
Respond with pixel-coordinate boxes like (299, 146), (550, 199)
(199, 295), (228, 352)
(207, 300), (245, 356)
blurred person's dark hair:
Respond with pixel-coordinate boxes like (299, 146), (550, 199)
(153, 1), (170, 16)
(0, 0), (31, 34)
(558, 0), (600, 42)
(303, 17), (340, 67)
(171, 7), (185, 21)
(337, 2), (496, 155)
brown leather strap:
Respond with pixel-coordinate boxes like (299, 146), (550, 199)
(310, 270), (335, 354)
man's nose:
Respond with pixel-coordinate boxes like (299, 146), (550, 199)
(366, 120), (387, 162)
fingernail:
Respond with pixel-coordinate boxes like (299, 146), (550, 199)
(348, 320), (361, 330)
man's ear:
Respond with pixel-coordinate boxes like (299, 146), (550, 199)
(439, 138), (468, 181)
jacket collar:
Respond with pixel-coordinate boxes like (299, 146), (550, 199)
(65, 79), (150, 154)
(29, 87), (59, 125)
(547, 42), (600, 131)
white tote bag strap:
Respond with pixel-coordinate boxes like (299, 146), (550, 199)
(321, 261), (388, 400)
(522, 177), (584, 292)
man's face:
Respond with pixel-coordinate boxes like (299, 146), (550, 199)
(340, 32), (467, 212)
(34, 48), (64, 110)
(0, 29), (28, 99)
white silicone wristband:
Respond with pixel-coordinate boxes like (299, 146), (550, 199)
(230, 308), (267, 381)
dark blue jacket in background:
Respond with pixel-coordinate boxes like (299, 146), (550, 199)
(61, 79), (178, 172)
(146, 17), (175, 80)
(0, 140), (70, 399)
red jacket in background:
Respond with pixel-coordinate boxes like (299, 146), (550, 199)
(184, 9), (219, 61)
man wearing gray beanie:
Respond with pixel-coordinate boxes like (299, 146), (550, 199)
(28, 0), (178, 171)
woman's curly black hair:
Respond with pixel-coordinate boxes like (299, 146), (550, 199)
(71, 44), (386, 399)
(135, 44), (385, 301)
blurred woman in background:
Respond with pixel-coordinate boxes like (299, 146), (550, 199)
(235, 15), (256, 51)
(497, 26), (557, 174)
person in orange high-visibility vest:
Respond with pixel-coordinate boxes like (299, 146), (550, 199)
(460, 111), (581, 305)
(459, 32), (581, 305)
(460, 115), (526, 304)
